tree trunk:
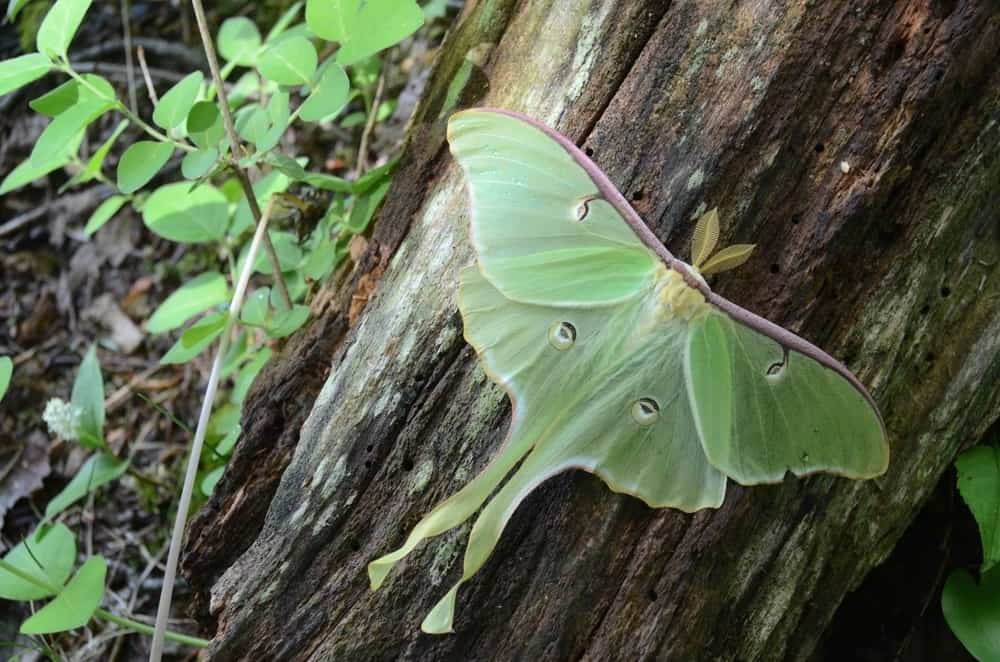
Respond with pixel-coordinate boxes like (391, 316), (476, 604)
(183, 1), (1000, 659)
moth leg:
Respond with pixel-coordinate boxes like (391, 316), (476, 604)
(421, 447), (561, 634)
(368, 427), (536, 591)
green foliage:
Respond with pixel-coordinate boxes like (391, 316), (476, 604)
(70, 345), (104, 448)
(44, 453), (130, 521)
(0, 356), (11, 402)
(36, 0), (92, 60)
(0, 0), (430, 649)
(957, 446), (1000, 572)
(0, 524), (76, 600)
(20, 556), (106, 635)
(117, 141), (174, 193)
(306, 0), (424, 65)
(142, 182), (229, 243)
(258, 35), (317, 86)
(0, 53), (50, 96)
(147, 271), (231, 333)
(943, 568), (1000, 661)
(83, 194), (127, 236)
(152, 71), (203, 130)
(944, 444), (1000, 659)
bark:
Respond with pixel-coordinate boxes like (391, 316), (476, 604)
(183, 1), (1000, 660)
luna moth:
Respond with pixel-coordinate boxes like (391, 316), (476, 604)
(368, 108), (889, 633)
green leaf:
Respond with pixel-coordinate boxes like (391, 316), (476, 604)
(265, 1), (303, 42)
(242, 231), (303, 276)
(20, 556), (106, 635)
(44, 452), (129, 520)
(218, 16), (261, 65)
(37, 0), (95, 60)
(187, 101), (225, 149)
(240, 288), (270, 327)
(31, 98), (113, 164)
(340, 110), (366, 128)
(268, 304), (310, 338)
(201, 466), (225, 496)
(117, 141), (174, 194)
(0, 130), (83, 195)
(181, 147), (219, 180)
(943, 568), (1000, 661)
(0, 54), (52, 97)
(307, 0), (424, 66)
(160, 312), (228, 365)
(0, 356), (10, 402)
(234, 349), (271, 404)
(299, 61), (349, 122)
(353, 158), (397, 195)
(30, 80), (80, 116)
(7, 0), (32, 20)
(153, 71), (203, 130)
(83, 195), (127, 236)
(345, 179), (390, 234)
(0, 524), (75, 600)
(258, 35), (317, 86)
(147, 272), (230, 334)
(264, 152), (352, 192)
(71, 119), (129, 188)
(216, 423), (242, 455)
(142, 182), (228, 243)
(70, 345), (104, 448)
(257, 89), (289, 152)
(957, 446), (1000, 573)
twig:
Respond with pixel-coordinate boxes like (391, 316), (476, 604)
(148, 198), (278, 662)
(120, 0), (137, 114)
(357, 68), (386, 175)
(189, 0), (292, 311)
(136, 47), (159, 106)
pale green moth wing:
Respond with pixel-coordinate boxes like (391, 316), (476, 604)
(369, 107), (888, 634)
(370, 266), (726, 633)
(446, 110), (658, 307)
(686, 306), (888, 484)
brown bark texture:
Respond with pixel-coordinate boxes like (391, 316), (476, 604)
(183, 1), (1000, 660)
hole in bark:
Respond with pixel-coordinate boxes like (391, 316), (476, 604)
(925, 352), (936, 363)
(402, 456), (415, 471)
(919, 304), (930, 315)
(366, 445), (373, 453)
(770, 263), (780, 274)
(814, 143), (825, 154)
(881, 36), (907, 69)
(631, 189), (645, 202)
(349, 538), (361, 552)
(584, 146), (594, 157)
(940, 286), (951, 298)
(791, 214), (801, 225)
(647, 588), (658, 602)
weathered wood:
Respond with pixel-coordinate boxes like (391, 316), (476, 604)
(184, 1), (1000, 659)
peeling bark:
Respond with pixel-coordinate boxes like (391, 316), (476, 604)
(184, 1), (1000, 660)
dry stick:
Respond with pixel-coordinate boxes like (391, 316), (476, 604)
(356, 68), (386, 174)
(120, 0), (137, 114)
(189, 0), (292, 311)
(147, 199), (278, 662)
(136, 47), (159, 106)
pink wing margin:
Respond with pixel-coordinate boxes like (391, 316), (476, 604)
(470, 107), (885, 432)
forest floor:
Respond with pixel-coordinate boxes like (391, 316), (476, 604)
(0, 1), (980, 661)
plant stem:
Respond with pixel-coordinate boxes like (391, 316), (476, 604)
(96, 609), (208, 648)
(148, 198), (278, 662)
(189, 0), (292, 311)
(60, 66), (194, 152)
(0, 560), (206, 648)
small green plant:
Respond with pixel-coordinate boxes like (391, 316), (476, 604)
(0, 350), (207, 648)
(942, 444), (1000, 660)
(0, 0), (431, 655)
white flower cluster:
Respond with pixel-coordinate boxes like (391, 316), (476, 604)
(42, 398), (82, 441)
